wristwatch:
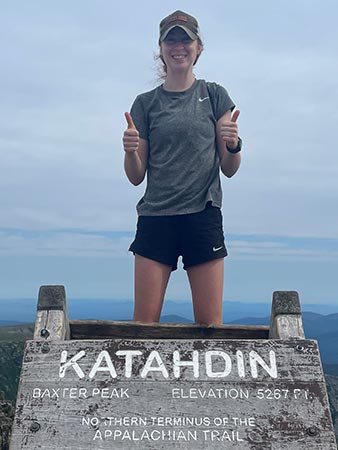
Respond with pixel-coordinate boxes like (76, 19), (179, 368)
(226, 136), (242, 154)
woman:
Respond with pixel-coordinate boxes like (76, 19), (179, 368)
(123, 10), (241, 325)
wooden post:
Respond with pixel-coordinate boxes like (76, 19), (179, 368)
(269, 291), (305, 339)
(33, 285), (70, 341)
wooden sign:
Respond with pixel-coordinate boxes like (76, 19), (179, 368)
(10, 337), (337, 449)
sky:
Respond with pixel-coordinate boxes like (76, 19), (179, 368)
(1, 0), (338, 306)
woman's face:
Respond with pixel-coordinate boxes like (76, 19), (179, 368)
(160, 27), (202, 73)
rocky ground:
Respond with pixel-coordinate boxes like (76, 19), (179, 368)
(0, 391), (14, 450)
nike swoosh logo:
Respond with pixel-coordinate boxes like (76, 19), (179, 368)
(213, 246), (224, 252)
(198, 96), (209, 102)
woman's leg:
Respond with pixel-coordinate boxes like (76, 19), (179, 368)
(187, 258), (224, 325)
(133, 254), (172, 322)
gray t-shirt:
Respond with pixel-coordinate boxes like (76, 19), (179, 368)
(130, 79), (235, 216)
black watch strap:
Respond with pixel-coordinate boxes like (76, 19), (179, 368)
(226, 136), (242, 154)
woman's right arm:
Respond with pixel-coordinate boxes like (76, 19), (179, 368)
(123, 112), (149, 186)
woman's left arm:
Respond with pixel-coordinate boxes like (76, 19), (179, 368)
(216, 109), (241, 178)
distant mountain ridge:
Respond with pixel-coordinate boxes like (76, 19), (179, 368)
(1, 298), (337, 324)
(0, 320), (26, 327)
(161, 315), (193, 323)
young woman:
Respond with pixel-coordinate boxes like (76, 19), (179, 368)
(123, 10), (242, 325)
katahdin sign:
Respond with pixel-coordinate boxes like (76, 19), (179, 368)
(9, 287), (337, 449)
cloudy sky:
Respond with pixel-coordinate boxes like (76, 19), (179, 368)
(1, 0), (338, 307)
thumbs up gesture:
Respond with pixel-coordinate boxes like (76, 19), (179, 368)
(220, 110), (240, 150)
(123, 112), (139, 154)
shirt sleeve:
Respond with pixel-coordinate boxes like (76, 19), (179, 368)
(130, 95), (149, 140)
(207, 82), (235, 121)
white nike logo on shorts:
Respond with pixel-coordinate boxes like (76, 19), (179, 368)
(213, 246), (224, 252)
(199, 96), (209, 102)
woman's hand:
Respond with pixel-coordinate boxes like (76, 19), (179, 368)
(123, 112), (139, 153)
(123, 112), (149, 186)
(216, 109), (241, 178)
(220, 110), (240, 150)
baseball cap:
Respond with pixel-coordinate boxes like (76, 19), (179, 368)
(159, 10), (201, 42)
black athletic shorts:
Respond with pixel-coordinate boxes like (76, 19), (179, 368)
(129, 203), (228, 270)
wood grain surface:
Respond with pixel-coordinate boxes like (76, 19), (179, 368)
(9, 338), (337, 449)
